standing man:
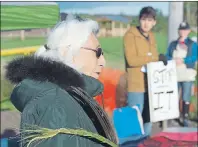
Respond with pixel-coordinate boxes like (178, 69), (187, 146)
(123, 6), (167, 136)
(166, 22), (197, 127)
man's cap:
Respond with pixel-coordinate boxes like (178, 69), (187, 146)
(178, 22), (190, 30)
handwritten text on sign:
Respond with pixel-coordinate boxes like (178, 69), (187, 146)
(147, 60), (179, 122)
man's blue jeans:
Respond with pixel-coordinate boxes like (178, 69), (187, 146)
(178, 81), (193, 102)
(127, 92), (152, 136)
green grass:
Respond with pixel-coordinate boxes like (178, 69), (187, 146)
(0, 99), (16, 111)
(1, 5), (59, 30)
(1, 55), (23, 63)
(155, 33), (168, 54)
(99, 37), (125, 69)
(190, 96), (198, 119)
(1, 74), (14, 100)
(1, 37), (45, 49)
(0, 32), (185, 69)
(189, 32), (198, 37)
(0, 74), (16, 111)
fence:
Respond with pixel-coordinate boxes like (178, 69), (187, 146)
(1, 22), (130, 40)
(1, 28), (51, 40)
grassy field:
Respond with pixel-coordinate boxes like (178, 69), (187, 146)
(1, 37), (45, 49)
(1, 5), (59, 30)
(1, 32), (169, 69)
(1, 32), (197, 69)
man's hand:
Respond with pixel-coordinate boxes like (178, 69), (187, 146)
(175, 58), (184, 65)
(159, 54), (168, 66)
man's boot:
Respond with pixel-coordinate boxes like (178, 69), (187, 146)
(182, 101), (190, 127)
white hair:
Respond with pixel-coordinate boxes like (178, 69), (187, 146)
(35, 14), (99, 71)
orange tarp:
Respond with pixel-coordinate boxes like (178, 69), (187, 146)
(95, 68), (126, 116)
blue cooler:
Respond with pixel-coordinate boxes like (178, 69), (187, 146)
(113, 105), (148, 144)
(1, 138), (8, 147)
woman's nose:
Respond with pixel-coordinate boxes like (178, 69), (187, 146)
(98, 55), (106, 67)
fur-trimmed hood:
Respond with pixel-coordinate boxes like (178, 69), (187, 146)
(5, 56), (103, 111)
(6, 56), (86, 89)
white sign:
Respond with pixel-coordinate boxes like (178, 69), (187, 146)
(147, 60), (179, 122)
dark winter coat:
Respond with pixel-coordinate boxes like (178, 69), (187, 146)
(6, 56), (117, 147)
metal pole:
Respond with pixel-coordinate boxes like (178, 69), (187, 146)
(168, 2), (184, 44)
(163, 1), (184, 130)
(186, 2), (190, 24)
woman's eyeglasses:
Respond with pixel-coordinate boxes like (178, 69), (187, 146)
(82, 47), (104, 58)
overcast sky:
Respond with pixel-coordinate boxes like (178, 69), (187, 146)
(2, 2), (170, 16)
(57, 2), (169, 16)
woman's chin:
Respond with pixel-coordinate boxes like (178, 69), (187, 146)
(91, 73), (100, 79)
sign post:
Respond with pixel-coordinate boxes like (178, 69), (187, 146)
(147, 61), (179, 123)
(165, 1), (184, 129)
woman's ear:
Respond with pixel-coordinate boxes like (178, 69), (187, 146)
(60, 45), (71, 57)
(61, 49), (67, 57)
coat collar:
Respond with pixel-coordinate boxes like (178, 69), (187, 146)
(5, 55), (103, 98)
(128, 26), (155, 44)
(128, 26), (153, 37)
(177, 37), (191, 44)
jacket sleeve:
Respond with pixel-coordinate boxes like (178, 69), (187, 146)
(123, 31), (158, 67)
(166, 42), (173, 60)
(184, 42), (198, 64)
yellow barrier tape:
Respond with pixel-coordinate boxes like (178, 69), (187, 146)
(1, 46), (41, 56)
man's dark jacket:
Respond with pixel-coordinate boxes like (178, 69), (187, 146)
(5, 56), (117, 147)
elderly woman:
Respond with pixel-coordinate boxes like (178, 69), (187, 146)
(5, 15), (117, 147)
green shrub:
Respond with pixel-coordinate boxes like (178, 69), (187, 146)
(1, 75), (14, 101)
(190, 96), (198, 121)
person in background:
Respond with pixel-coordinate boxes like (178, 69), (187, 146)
(5, 15), (118, 147)
(166, 21), (197, 127)
(123, 6), (167, 136)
